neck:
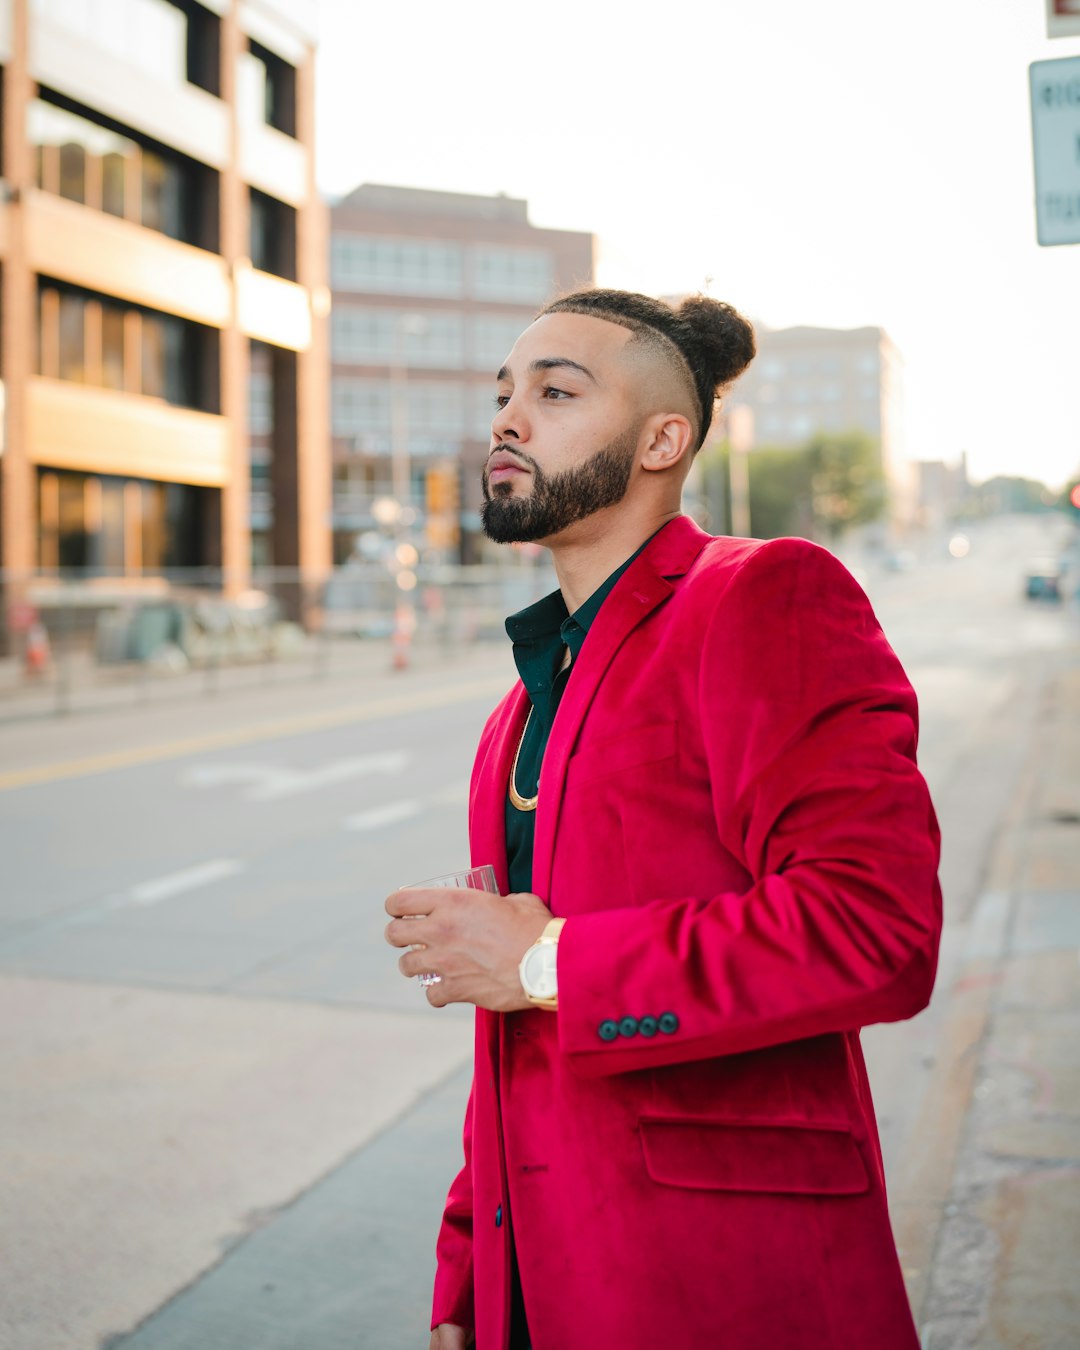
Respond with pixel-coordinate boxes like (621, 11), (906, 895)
(549, 505), (682, 613)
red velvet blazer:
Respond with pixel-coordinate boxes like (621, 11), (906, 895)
(432, 517), (941, 1350)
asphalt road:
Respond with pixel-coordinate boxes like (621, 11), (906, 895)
(1, 513), (1077, 1350)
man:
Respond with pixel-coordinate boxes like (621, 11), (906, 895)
(385, 288), (941, 1350)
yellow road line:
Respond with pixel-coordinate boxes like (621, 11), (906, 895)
(0, 675), (509, 792)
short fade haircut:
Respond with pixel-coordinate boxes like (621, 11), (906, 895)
(540, 288), (756, 451)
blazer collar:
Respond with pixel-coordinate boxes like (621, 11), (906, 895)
(530, 514), (712, 901)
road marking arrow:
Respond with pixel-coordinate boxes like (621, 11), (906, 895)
(344, 801), (422, 831)
(182, 752), (411, 801)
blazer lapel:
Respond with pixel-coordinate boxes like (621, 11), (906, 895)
(531, 516), (712, 903)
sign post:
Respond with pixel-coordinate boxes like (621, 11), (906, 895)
(1029, 55), (1080, 246)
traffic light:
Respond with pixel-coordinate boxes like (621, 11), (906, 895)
(1067, 482), (1080, 519)
(425, 462), (461, 550)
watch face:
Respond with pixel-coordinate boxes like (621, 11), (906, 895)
(522, 942), (558, 1000)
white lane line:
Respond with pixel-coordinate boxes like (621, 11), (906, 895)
(344, 801), (422, 831)
(123, 858), (247, 907)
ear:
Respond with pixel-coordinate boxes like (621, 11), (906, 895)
(640, 413), (695, 474)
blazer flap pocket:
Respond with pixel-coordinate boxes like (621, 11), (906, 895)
(566, 721), (677, 789)
(639, 1116), (870, 1196)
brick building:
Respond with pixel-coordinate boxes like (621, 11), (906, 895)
(329, 183), (594, 563)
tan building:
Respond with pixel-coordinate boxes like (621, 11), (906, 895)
(329, 184), (594, 563)
(0, 0), (330, 602)
(731, 324), (916, 528)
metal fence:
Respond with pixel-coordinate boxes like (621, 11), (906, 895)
(0, 559), (555, 719)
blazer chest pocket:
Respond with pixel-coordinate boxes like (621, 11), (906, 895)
(639, 1116), (870, 1196)
(565, 721), (677, 791)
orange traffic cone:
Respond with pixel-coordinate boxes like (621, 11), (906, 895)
(24, 621), (51, 676)
(391, 603), (414, 671)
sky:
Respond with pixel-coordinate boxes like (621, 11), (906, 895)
(313, 0), (1080, 489)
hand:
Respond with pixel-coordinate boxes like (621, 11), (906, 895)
(429, 1324), (473, 1349)
(385, 884), (551, 1011)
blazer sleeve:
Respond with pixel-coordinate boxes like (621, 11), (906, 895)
(430, 1078), (476, 1332)
(556, 538), (942, 1076)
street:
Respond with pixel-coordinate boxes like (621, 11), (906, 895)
(1, 513), (1078, 1350)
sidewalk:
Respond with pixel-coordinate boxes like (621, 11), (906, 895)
(901, 658), (1080, 1348)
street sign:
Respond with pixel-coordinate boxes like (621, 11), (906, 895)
(1029, 55), (1080, 246)
(1046, 0), (1080, 39)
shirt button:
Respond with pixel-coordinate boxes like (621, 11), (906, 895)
(658, 1012), (680, 1035)
(495, 1205), (503, 1228)
(598, 1020), (619, 1042)
(618, 1016), (639, 1038)
(638, 1016), (658, 1038)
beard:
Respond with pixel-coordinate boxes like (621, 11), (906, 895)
(480, 426), (638, 544)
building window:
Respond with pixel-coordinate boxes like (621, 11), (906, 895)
(249, 188), (297, 280)
(332, 376), (391, 438)
(238, 40), (297, 137)
(37, 280), (217, 412)
(57, 292), (88, 382)
(469, 314), (531, 369)
(470, 383), (497, 440)
(30, 96), (212, 248)
(140, 146), (184, 238)
(331, 235), (464, 298)
(331, 307), (464, 368)
(406, 381), (465, 436)
(331, 376), (465, 455)
(470, 246), (553, 303)
(38, 468), (209, 572)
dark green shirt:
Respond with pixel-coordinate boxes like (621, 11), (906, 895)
(504, 530), (663, 894)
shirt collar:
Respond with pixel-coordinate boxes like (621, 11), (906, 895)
(505, 520), (672, 658)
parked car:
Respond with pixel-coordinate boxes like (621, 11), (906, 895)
(1024, 557), (1062, 601)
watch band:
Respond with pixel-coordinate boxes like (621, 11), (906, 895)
(521, 917), (566, 1010)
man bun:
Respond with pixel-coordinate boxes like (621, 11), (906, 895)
(674, 294), (757, 393)
(540, 287), (756, 449)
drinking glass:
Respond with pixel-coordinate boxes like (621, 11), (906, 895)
(401, 864), (499, 988)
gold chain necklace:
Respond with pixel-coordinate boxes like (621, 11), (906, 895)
(508, 705), (538, 813)
(509, 648), (570, 813)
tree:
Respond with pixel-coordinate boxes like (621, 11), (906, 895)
(697, 429), (885, 542)
(806, 430), (886, 541)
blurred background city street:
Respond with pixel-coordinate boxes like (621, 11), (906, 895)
(3, 512), (1079, 1348)
(1, 0), (1079, 1346)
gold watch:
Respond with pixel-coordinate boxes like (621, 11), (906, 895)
(518, 917), (565, 1010)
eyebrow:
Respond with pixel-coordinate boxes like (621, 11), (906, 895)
(496, 357), (598, 384)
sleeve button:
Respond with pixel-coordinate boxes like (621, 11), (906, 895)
(618, 1016), (638, 1037)
(658, 1012), (680, 1035)
(638, 1015), (658, 1037)
(598, 1019), (619, 1042)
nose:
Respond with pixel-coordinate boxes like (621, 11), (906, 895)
(491, 393), (526, 445)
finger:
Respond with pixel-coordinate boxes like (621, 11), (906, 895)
(398, 948), (435, 979)
(385, 917), (427, 949)
(384, 886), (446, 919)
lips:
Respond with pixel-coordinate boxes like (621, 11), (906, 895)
(486, 450), (530, 485)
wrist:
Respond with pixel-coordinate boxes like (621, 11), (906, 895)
(518, 916), (565, 1010)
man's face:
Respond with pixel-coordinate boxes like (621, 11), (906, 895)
(480, 313), (644, 545)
